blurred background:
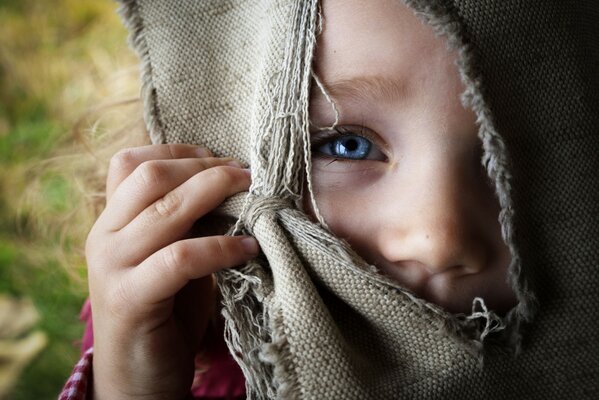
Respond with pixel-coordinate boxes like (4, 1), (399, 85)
(0, 0), (142, 398)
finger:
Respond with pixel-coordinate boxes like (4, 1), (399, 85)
(106, 144), (213, 201)
(116, 166), (251, 265)
(99, 157), (244, 231)
(125, 235), (259, 307)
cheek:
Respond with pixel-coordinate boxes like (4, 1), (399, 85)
(311, 159), (383, 186)
(309, 161), (379, 220)
(307, 166), (384, 255)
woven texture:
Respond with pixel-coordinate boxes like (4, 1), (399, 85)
(117, 0), (599, 398)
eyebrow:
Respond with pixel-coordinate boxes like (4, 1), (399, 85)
(312, 75), (409, 104)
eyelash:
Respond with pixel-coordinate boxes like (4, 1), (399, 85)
(310, 126), (389, 162)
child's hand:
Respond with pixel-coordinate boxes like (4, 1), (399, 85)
(86, 144), (257, 400)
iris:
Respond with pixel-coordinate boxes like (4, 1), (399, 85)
(319, 135), (372, 160)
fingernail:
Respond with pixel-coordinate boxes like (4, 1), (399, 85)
(196, 147), (211, 157)
(240, 236), (259, 255)
(243, 168), (251, 176)
(227, 160), (244, 167)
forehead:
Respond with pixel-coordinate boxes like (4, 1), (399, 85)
(314, 0), (457, 88)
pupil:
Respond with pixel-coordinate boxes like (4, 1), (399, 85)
(344, 138), (359, 152)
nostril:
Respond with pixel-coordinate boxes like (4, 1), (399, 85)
(424, 263), (461, 276)
(411, 236), (488, 277)
(419, 243), (463, 275)
(421, 224), (490, 274)
(378, 260), (432, 291)
(378, 217), (489, 278)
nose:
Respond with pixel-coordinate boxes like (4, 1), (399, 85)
(377, 156), (490, 277)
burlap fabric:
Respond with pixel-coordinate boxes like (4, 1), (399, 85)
(117, 0), (599, 398)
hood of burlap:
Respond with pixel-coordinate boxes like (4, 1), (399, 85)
(117, 1), (599, 398)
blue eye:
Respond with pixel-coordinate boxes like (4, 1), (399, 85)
(313, 132), (386, 161)
(311, 126), (388, 161)
(321, 135), (371, 160)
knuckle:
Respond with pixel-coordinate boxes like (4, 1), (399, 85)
(85, 232), (119, 277)
(163, 242), (192, 275)
(153, 190), (183, 218)
(135, 160), (169, 187)
(196, 157), (212, 169)
(205, 165), (236, 186)
(110, 148), (138, 174)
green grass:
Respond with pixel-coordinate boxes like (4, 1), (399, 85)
(0, 1), (138, 397)
(0, 242), (87, 399)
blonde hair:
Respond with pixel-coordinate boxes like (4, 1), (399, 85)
(20, 96), (150, 285)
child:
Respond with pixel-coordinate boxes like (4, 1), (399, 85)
(61, 0), (598, 399)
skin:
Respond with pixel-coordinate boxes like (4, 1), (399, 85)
(87, 145), (258, 399)
(87, 0), (516, 398)
(309, 0), (517, 314)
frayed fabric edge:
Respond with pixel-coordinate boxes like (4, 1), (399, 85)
(402, 0), (538, 354)
(306, 0), (537, 356)
(217, 261), (278, 400)
(219, 1), (321, 399)
(115, 0), (166, 145)
(116, 0), (540, 397)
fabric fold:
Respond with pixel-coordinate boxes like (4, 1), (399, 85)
(116, 0), (599, 398)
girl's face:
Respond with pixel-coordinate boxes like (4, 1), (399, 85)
(309, 0), (517, 314)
